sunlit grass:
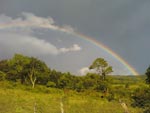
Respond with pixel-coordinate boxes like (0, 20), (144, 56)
(0, 81), (143, 113)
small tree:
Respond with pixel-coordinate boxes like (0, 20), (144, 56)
(89, 58), (113, 80)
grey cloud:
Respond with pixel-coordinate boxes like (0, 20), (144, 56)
(0, 12), (82, 56)
(0, 32), (82, 56)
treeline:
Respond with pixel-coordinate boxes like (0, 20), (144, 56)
(0, 54), (111, 92)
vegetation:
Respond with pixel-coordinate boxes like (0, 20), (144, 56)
(145, 66), (150, 84)
(131, 66), (150, 113)
(0, 53), (149, 113)
(0, 80), (144, 113)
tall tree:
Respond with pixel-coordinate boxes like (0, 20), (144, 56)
(89, 58), (113, 80)
(145, 66), (150, 84)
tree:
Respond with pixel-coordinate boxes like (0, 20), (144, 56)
(58, 72), (73, 89)
(25, 57), (50, 88)
(7, 54), (50, 88)
(89, 58), (113, 80)
(145, 66), (150, 84)
(49, 70), (62, 87)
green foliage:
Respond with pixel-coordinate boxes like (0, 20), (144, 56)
(0, 80), (143, 113)
(26, 57), (50, 88)
(46, 81), (56, 88)
(131, 65), (150, 112)
(125, 83), (130, 88)
(0, 60), (9, 72)
(0, 71), (6, 81)
(1, 54), (149, 112)
(130, 66), (150, 112)
(7, 54), (31, 83)
(0, 55), (115, 91)
(132, 87), (150, 112)
(89, 58), (113, 80)
(96, 81), (109, 91)
(57, 72), (73, 89)
(145, 66), (150, 84)
(49, 70), (62, 87)
(6, 54), (50, 88)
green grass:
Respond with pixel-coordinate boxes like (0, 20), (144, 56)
(0, 80), (144, 113)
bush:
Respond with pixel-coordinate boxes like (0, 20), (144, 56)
(132, 87), (150, 112)
(46, 81), (56, 88)
(125, 83), (130, 88)
(0, 71), (6, 81)
(107, 92), (115, 101)
(95, 81), (110, 92)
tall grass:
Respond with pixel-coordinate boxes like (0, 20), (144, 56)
(0, 81), (143, 113)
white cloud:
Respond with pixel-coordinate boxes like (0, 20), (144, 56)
(79, 66), (133, 75)
(0, 12), (81, 56)
(59, 44), (81, 53)
(0, 33), (59, 56)
(0, 12), (74, 33)
(79, 67), (95, 75)
(0, 33), (82, 56)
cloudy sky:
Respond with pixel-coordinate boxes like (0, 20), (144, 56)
(0, 0), (150, 75)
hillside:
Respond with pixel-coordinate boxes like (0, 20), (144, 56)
(0, 75), (146, 113)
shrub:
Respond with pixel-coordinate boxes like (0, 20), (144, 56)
(132, 87), (150, 112)
(0, 71), (6, 81)
(46, 81), (56, 88)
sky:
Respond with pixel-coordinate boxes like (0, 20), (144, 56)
(0, 0), (150, 75)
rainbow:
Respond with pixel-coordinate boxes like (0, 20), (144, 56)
(0, 20), (139, 75)
(73, 32), (139, 75)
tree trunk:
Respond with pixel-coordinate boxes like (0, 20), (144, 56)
(29, 69), (37, 88)
(30, 75), (36, 88)
(32, 81), (35, 88)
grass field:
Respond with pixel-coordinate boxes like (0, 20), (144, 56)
(0, 79), (144, 113)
